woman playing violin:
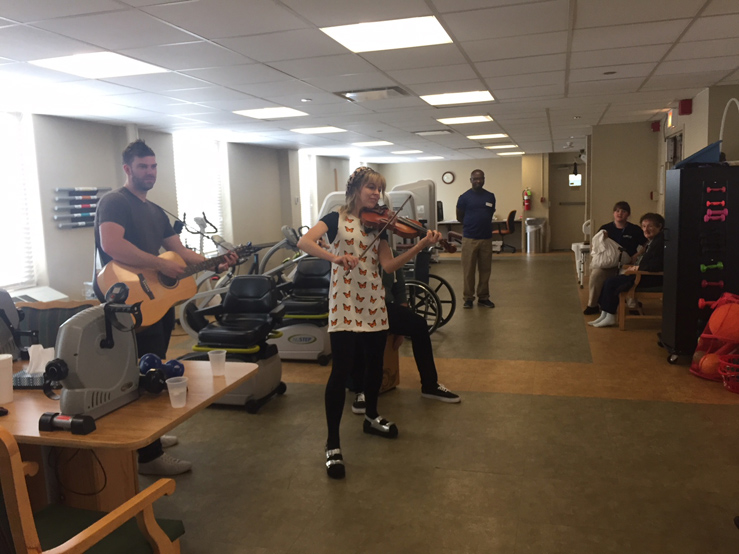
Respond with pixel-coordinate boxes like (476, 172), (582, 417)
(297, 166), (441, 479)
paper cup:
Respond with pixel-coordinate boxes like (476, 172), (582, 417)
(166, 376), (188, 408)
(0, 354), (12, 404)
(208, 350), (227, 377)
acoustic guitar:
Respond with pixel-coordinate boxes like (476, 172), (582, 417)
(96, 245), (252, 327)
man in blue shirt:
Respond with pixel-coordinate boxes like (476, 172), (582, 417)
(456, 169), (496, 309)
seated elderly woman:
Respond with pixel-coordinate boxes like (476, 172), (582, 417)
(589, 212), (665, 328)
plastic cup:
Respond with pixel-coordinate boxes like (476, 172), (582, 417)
(208, 350), (227, 377)
(166, 376), (188, 408)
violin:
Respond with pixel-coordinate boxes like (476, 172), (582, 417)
(360, 206), (457, 253)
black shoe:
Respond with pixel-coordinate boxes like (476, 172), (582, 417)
(583, 306), (600, 315)
(351, 392), (366, 415)
(325, 447), (345, 479)
(463, 300), (473, 309)
(363, 415), (398, 439)
(422, 384), (461, 403)
(478, 299), (495, 308)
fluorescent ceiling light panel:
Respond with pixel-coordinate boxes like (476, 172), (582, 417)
(392, 150), (423, 154)
(234, 107), (308, 119)
(484, 144), (518, 149)
(414, 130), (451, 136)
(436, 115), (493, 125)
(468, 133), (508, 140)
(320, 16), (452, 53)
(29, 52), (167, 79)
(290, 126), (346, 134)
(420, 91), (494, 106)
(497, 151), (525, 156)
(418, 156), (444, 160)
(352, 141), (393, 146)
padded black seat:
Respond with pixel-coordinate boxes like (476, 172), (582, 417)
(197, 275), (284, 348)
(281, 258), (331, 317)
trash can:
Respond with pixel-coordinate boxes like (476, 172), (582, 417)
(525, 218), (546, 253)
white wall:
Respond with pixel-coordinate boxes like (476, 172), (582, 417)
(708, 85), (739, 161)
(683, 88), (709, 158)
(316, 156), (350, 209)
(31, 115), (128, 299)
(376, 158), (522, 223)
(590, 122), (659, 230)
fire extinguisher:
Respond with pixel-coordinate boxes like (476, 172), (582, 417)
(523, 188), (532, 211)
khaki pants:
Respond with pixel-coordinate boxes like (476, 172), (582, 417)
(587, 266), (619, 307)
(461, 237), (493, 302)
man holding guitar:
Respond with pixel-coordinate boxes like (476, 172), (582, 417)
(94, 139), (237, 476)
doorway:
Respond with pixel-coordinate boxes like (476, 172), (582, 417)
(548, 153), (587, 250)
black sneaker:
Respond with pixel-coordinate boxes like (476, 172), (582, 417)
(351, 393), (366, 415)
(583, 305), (600, 315)
(422, 384), (461, 403)
(478, 299), (495, 308)
(463, 300), (473, 309)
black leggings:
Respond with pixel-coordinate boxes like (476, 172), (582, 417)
(327, 331), (387, 449)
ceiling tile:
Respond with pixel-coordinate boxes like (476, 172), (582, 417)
(575, 0), (704, 28)
(182, 64), (293, 86)
(0, 25), (98, 61)
(493, 84), (564, 100)
(0, 0), (123, 22)
(102, 72), (208, 92)
(387, 64), (477, 86)
(0, 62), (84, 85)
(641, 71), (728, 90)
(667, 37), (739, 61)
(654, 55), (739, 75)
(572, 20), (689, 51)
(443, 1), (569, 41)
(703, 0), (739, 16)
(233, 79), (326, 98)
(409, 79), (489, 96)
(432, 0), (552, 12)
(461, 31), (567, 63)
(682, 13), (739, 41)
(216, 29), (346, 63)
(359, 44), (467, 71)
(33, 10), (198, 50)
(476, 54), (566, 78)
(120, 41), (251, 71)
(270, 54), (376, 79)
(486, 70), (564, 90)
(567, 78), (643, 96)
(570, 45), (669, 69)
(278, 0), (431, 27)
(195, 98), (274, 111)
(304, 72), (398, 93)
(143, 0), (309, 39)
(570, 63), (656, 82)
(163, 86), (255, 103)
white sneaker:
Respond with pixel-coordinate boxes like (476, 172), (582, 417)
(351, 393), (366, 414)
(160, 435), (178, 448)
(138, 453), (192, 476)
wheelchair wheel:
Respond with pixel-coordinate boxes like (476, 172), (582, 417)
(426, 274), (456, 328)
(405, 280), (442, 334)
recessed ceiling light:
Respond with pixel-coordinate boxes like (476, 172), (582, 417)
(234, 107), (308, 119)
(421, 91), (494, 106)
(418, 156), (444, 160)
(414, 130), (452, 136)
(484, 144), (518, 149)
(467, 133), (508, 140)
(352, 141), (393, 146)
(436, 115), (493, 125)
(392, 150), (423, 154)
(497, 151), (525, 156)
(29, 52), (167, 79)
(290, 126), (346, 134)
(320, 16), (452, 53)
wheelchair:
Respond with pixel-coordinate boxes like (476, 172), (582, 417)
(401, 247), (457, 334)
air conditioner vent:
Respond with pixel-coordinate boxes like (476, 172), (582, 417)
(335, 87), (409, 103)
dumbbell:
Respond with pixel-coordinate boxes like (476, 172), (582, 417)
(700, 262), (724, 273)
(704, 214), (726, 222)
(706, 200), (725, 207)
(701, 280), (724, 288)
(706, 186), (726, 193)
(39, 412), (96, 435)
(698, 298), (717, 310)
(706, 208), (728, 217)
(139, 354), (185, 394)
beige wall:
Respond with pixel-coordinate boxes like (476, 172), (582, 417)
(316, 156), (350, 209)
(376, 158), (523, 224)
(590, 122), (660, 230)
(683, 88), (709, 158)
(708, 85), (739, 161)
(31, 115), (128, 299)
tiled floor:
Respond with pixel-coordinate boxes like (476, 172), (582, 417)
(159, 252), (739, 552)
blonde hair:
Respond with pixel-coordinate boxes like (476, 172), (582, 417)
(341, 167), (386, 215)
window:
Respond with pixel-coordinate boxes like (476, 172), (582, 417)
(0, 113), (39, 289)
(173, 134), (225, 252)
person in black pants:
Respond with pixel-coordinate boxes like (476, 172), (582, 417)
(589, 213), (665, 328)
(350, 264), (460, 414)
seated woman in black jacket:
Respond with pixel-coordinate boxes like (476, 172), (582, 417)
(589, 213), (665, 328)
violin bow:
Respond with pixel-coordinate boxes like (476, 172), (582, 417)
(344, 195), (411, 274)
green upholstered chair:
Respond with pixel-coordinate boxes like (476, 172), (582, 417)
(0, 426), (184, 553)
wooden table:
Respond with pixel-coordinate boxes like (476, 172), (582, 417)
(4, 360), (257, 511)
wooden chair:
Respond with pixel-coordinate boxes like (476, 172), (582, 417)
(0, 426), (184, 553)
(618, 271), (664, 331)
(492, 210), (517, 253)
